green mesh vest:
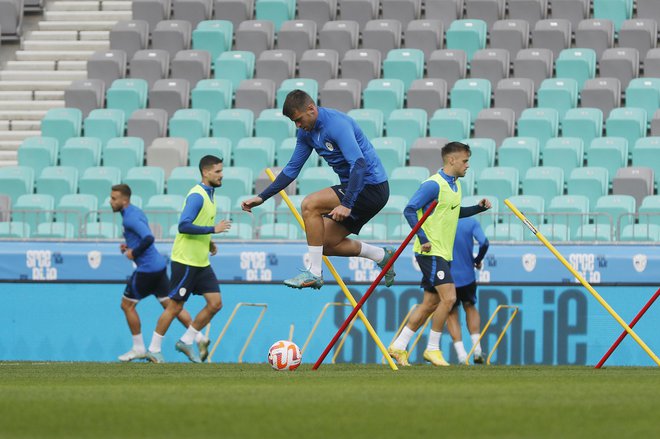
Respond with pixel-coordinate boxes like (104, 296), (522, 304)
(412, 174), (462, 260)
(171, 185), (216, 267)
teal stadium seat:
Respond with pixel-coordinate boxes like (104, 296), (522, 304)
(275, 194), (304, 226)
(461, 167), (475, 196)
(233, 195), (276, 227)
(106, 79), (148, 120)
(593, 194), (636, 229)
(103, 137), (144, 179)
(508, 195), (545, 240)
(517, 108), (559, 150)
(84, 109), (125, 147)
(606, 108), (647, 149)
(124, 166), (165, 201)
(463, 138), (495, 178)
(575, 224), (612, 241)
(430, 109), (470, 142)
(192, 20), (233, 63)
(258, 223), (300, 239)
(214, 195), (232, 222)
(445, 20), (487, 61)
(190, 137), (232, 166)
(233, 137), (276, 178)
(79, 166), (122, 205)
(213, 109), (254, 147)
(625, 78), (660, 119)
(222, 223), (253, 239)
(83, 222), (122, 239)
(372, 137), (406, 177)
(391, 224), (411, 240)
(383, 49), (425, 91)
(363, 79), (405, 119)
(347, 109), (384, 139)
(215, 51), (255, 89)
(639, 196), (660, 227)
(620, 224), (660, 241)
(547, 195), (590, 237)
(450, 79), (491, 120)
(562, 108), (603, 150)
(588, 137), (627, 179)
(593, 0), (633, 31)
(56, 194), (98, 236)
(221, 167), (254, 203)
(357, 223), (387, 240)
(277, 137), (318, 169)
(632, 137), (660, 187)
(18, 137), (58, 178)
(298, 167), (340, 195)
(0, 222), (31, 238)
(60, 137), (102, 175)
(255, 0), (295, 32)
(277, 78), (318, 108)
(373, 195), (408, 235)
(543, 137), (584, 179)
(0, 166), (35, 204)
(169, 109), (211, 147)
(34, 222), (75, 239)
(567, 167), (609, 205)
(389, 166), (430, 197)
(462, 195), (499, 229)
(41, 108), (82, 146)
(538, 223), (570, 241)
(522, 166), (564, 206)
(478, 167), (519, 202)
(255, 109), (296, 147)
(386, 109), (427, 152)
(537, 78), (578, 122)
(13, 194), (55, 231)
(485, 223), (524, 241)
(36, 166), (78, 205)
(167, 166), (200, 197)
(145, 194), (185, 233)
(192, 79), (233, 117)
(498, 137), (540, 177)
(555, 49), (596, 91)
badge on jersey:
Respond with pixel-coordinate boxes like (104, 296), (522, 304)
(325, 141), (334, 151)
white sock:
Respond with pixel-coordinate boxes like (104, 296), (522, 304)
(454, 341), (468, 362)
(195, 331), (207, 343)
(426, 330), (442, 351)
(308, 245), (323, 277)
(180, 325), (199, 345)
(471, 333), (482, 355)
(148, 332), (163, 353)
(392, 326), (415, 351)
(358, 242), (385, 263)
(132, 333), (145, 353)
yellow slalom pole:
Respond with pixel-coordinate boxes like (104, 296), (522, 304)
(266, 168), (399, 371)
(505, 199), (660, 366)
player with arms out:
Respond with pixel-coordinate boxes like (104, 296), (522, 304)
(110, 184), (202, 362)
(146, 155), (231, 363)
(387, 142), (491, 366)
(241, 90), (395, 289)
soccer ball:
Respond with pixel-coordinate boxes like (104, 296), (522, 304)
(268, 340), (302, 371)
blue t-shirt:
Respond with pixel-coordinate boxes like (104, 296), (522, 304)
(121, 204), (166, 273)
(451, 217), (488, 288)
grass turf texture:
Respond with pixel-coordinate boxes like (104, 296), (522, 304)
(0, 363), (658, 438)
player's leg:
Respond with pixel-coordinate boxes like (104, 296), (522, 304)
(446, 304), (469, 363)
(423, 260), (456, 366)
(388, 290), (438, 366)
(118, 296), (147, 361)
(464, 300), (484, 362)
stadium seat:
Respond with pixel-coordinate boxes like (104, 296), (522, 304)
(605, 108), (647, 151)
(485, 223), (524, 241)
(110, 20), (149, 60)
(513, 48), (554, 90)
(145, 194), (184, 233)
(212, 109), (254, 147)
(191, 79), (233, 117)
(13, 194), (55, 232)
(599, 48), (639, 89)
(445, 19), (487, 61)
(463, 138), (495, 178)
(575, 19), (614, 61)
(233, 137), (276, 178)
(427, 49), (467, 90)
(479, 166), (520, 202)
(625, 78), (660, 121)
(192, 20), (233, 62)
(517, 108), (559, 148)
(508, 194), (545, 239)
(255, 0), (295, 32)
(298, 50), (339, 88)
(355, 223), (387, 240)
(297, 0), (335, 27)
(406, 78), (447, 118)
(130, 50), (170, 89)
(56, 194), (98, 235)
(404, 20), (444, 60)
(234, 79), (276, 117)
(41, 108), (82, 147)
(222, 223), (254, 239)
(167, 166), (201, 197)
(146, 137), (189, 178)
(450, 79), (491, 120)
(538, 223), (570, 241)
(555, 49), (596, 91)
(320, 79), (361, 113)
(408, 137), (448, 174)
(532, 19), (571, 59)
(612, 167), (654, 207)
(462, 167), (476, 196)
(546, 194), (590, 237)
(363, 79), (405, 119)
(463, 194), (499, 228)
(215, 51), (255, 89)
(298, 167), (340, 195)
(508, 0), (546, 27)
(318, 20), (358, 59)
(465, 0), (505, 29)
(566, 167), (609, 205)
(34, 223), (76, 239)
(149, 79), (191, 119)
(276, 138), (317, 170)
(498, 137), (540, 177)
(593, 0), (632, 31)
(632, 138), (660, 187)
(490, 19), (529, 60)
(83, 110), (125, 147)
(383, 49), (424, 91)
(173, 0), (213, 28)
(522, 166), (564, 205)
(84, 222), (123, 239)
(593, 194), (636, 229)
(235, 20), (275, 58)
(127, 109), (169, 147)
(106, 79), (149, 120)
(341, 49), (381, 90)
(537, 78), (578, 122)
(362, 20), (403, 59)
(221, 167), (254, 203)
(386, 109), (427, 152)
(171, 50), (211, 88)
(60, 137), (102, 176)
(79, 167), (122, 206)
(652, 110), (660, 136)
(255, 108), (296, 147)
(618, 19), (657, 57)
(103, 137), (145, 180)
(64, 80), (106, 119)
(259, 223), (300, 239)
(493, 78), (535, 120)
(470, 49), (509, 90)
(347, 109), (384, 139)
(254, 167), (298, 205)
(389, 166), (429, 197)
(255, 49), (296, 89)
(0, 222), (31, 239)
(425, 0), (463, 28)
(87, 50), (127, 89)
(580, 77), (621, 118)
(274, 193), (304, 226)
(277, 20), (317, 60)
(169, 109), (211, 148)
(152, 20), (192, 59)
(619, 224), (660, 241)
(473, 108), (515, 146)
(124, 166), (165, 201)
(543, 137), (584, 178)
(372, 195), (408, 234)
(639, 195), (660, 227)
(213, 0), (254, 28)
(371, 137), (406, 176)
(587, 137), (628, 180)
(561, 108), (603, 150)
(429, 109), (470, 144)
(0, 0), (23, 38)
(276, 78), (319, 109)
(17, 137), (58, 179)
(575, 224), (612, 241)
(0, 195), (10, 222)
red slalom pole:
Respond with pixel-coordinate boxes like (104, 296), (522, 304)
(312, 200), (438, 370)
(595, 287), (660, 369)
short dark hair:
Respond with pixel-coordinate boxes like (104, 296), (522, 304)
(441, 141), (471, 159)
(199, 154), (223, 174)
(111, 184), (131, 198)
(282, 89), (315, 119)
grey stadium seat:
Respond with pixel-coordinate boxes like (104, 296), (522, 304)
(575, 19), (614, 61)
(147, 137), (189, 178)
(128, 109), (169, 146)
(427, 49), (467, 90)
(550, 0), (588, 29)
(298, 0), (337, 28)
(132, 0), (171, 32)
(64, 80), (105, 119)
(532, 19), (571, 59)
(320, 79), (362, 113)
(299, 49), (339, 86)
(362, 20), (402, 59)
(341, 49), (381, 89)
(87, 50), (127, 89)
(277, 20), (317, 60)
(234, 79), (276, 116)
(613, 167), (655, 208)
(110, 20), (150, 61)
(255, 50), (296, 88)
(0, 195), (10, 222)
(513, 48), (553, 90)
(580, 77), (621, 118)
(494, 78), (534, 119)
(318, 20), (359, 59)
(490, 20), (530, 60)
(425, 0), (464, 29)
(149, 79), (191, 118)
(173, 0), (213, 29)
(404, 20), (444, 60)
(235, 20), (275, 58)
(644, 49), (660, 79)
(470, 49), (510, 89)
(0, 0), (23, 38)
(214, 0), (254, 29)
(651, 110), (660, 137)
(171, 50), (211, 88)
(507, 0), (547, 28)
(381, 0), (422, 29)
(130, 50), (170, 89)
(338, 0), (378, 30)
(409, 137), (449, 173)
(473, 108), (515, 145)
(152, 20), (192, 59)
(406, 78), (447, 118)
(465, 0), (505, 29)
(599, 48), (639, 90)
(618, 20), (657, 58)
(638, 0), (660, 28)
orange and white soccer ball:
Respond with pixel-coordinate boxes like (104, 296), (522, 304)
(268, 340), (302, 371)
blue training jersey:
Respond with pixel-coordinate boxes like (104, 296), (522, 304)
(121, 204), (166, 273)
(451, 217), (488, 288)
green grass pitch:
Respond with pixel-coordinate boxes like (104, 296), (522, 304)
(1, 362), (658, 438)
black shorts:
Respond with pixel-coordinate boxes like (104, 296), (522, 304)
(169, 260), (220, 302)
(416, 254), (454, 291)
(328, 181), (389, 234)
(453, 281), (477, 309)
(123, 269), (170, 302)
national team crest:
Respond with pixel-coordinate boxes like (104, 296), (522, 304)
(522, 253), (536, 272)
(325, 141), (334, 151)
(633, 254), (647, 273)
(87, 251), (102, 269)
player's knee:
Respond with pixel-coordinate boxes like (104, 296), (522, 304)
(120, 299), (134, 312)
(443, 295), (457, 309)
(208, 297), (223, 314)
